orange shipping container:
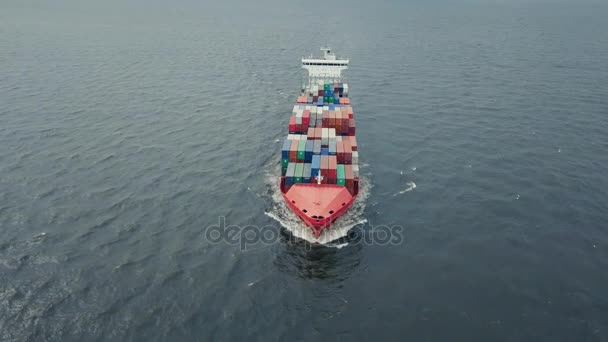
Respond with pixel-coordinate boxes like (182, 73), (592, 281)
(343, 140), (352, 164)
(315, 127), (322, 140)
(345, 165), (354, 193)
(321, 156), (330, 184)
(350, 136), (358, 151)
(336, 141), (345, 163)
(328, 156), (337, 179)
(289, 140), (299, 162)
(340, 112), (348, 127)
(307, 127), (314, 139)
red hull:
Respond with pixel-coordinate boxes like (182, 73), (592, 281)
(281, 179), (359, 237)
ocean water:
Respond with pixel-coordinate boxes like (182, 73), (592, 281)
(1, 0), (608, 340)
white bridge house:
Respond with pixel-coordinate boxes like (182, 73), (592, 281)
(302, 47), (349, 85)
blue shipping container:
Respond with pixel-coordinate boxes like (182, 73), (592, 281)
(285, 163), (296, 185)
(281, 139), (292, 160)
(328, 140), (336, 155)
(303, 163), (312, 183)
(312, 155), (320, 170)
(321, 148), (329, 156)
(313, 140), (321, 155)
(305, 140), (313, 162)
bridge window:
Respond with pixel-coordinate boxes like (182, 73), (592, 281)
(303, 62), (346, 67)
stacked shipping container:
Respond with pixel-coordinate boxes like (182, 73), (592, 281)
(282, 82), (359, 195)
(297, 81), (349, 105)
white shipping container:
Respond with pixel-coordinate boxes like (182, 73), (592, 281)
(288, 134), (296, 140)
(296, 117), (302, 125)
(352, 164), (359, 178)
(335, 136), (342, 142)
(352, 151), (359, 164)
(328, 128), (336, 139)
(321, 128), (329, 146)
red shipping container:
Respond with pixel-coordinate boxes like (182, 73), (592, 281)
(289, 116), (296, 133)
(322, 111), (329, 127)
(343, 140), (352, 164)
(344, 98), (351, 105)
(313, 96), (318, 102)
(348, 109), (354, 119)
(315, 127), (322, 140)
(348, 119), (355, 136)
(341, 113), (348, 128)
(321, 156), (329, 184)
(307, 127), (314, 139)
(303, 110), (310, 127)
(345, 165), (354, 193)
(328, 156), (337, 179)
(329, 111), (336, 128)
(336, 141), (345, 163)
(318, 90), (324, 96)
(289, 140), (298, 162)
(350, 136), (357, 151)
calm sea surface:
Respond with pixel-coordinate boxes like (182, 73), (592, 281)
(1, 0), (608, 340)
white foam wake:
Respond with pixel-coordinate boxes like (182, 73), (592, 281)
(394, 181), (416, 196)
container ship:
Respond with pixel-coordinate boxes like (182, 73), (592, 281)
(280, 48), (360, 238)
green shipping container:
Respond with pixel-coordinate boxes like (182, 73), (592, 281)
(297, 140), (306, 160)
(337, 165), (346, 186)
(282, 158), (289, 167)
(295, 163), (304, 183)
